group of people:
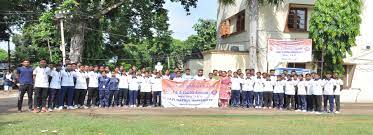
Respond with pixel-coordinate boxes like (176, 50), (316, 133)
(14, 58), (343, 114)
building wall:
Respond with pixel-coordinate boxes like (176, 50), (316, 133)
(184, 59), (204, 76)
(202, 51), (251, 75)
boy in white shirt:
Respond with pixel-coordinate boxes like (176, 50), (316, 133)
(193, 69), (206, 80)
(59, 63), (76, 110)
(151, 72), (163, 107)
(242, 73), (254, 108)
(311, 73), (324, 113)
(118, 70), (129, 107)
(273, 75), (285, 110)
(253, 72), (264, 108)
(87, 66), (99, 108)
(74, 65), (89, 109)
(48, 64), (62, 112)
(128, 73), (141, 107)
(297, 75), (307, 112)
(333, 73), (343, 113)
(323, 72), (336, 113)
(263, 73), (275, 109)
(173, 71), (184, 82)
(230, 72), (242, 107)
(285, 75), (298, 110)
(182, 68), (194, 80)
(140, 71), (152, 107)
(305, 74), (313, 112)
(33, 59), (51, 113)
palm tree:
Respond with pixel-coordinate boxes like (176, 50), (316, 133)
(218, 0), (283, 70)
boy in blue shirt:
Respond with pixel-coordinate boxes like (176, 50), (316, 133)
(98, 71), (110, 108)
(16, 60), (34, 112)
(108, 74), (120, 107)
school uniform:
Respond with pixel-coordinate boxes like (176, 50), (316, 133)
(182, 74), (194, 80)
(59, 70), (75, 108)
(323, 78), (336, 112)
(140, 76), (152, 107)
(48, 70), (61, 109)
(118, 74), (129, 106)
(263, 79), (275, 108)
(194, 75), (207, 81)
(285, 79), (297, 110)
(87, 71), (99, 107)
(273, 80), (285, 109)
(74, 71), (88, 107)
(173, 77), (184, 82)
(151, 77), (162, 107)
(108, 77), (120, 107)
(230, 77), (242, 107)
(311, 79), (324, 112)
(128, 76), (140, 106)
(297, 80), (308, 111)
(334, 79), (343, 112)
(241, 77), (254, 108)
(253, 77), (264, 108)
(306, 79), (313, 111)
(98, 76), (110, 107)
(17, 66), (34, 111)
(33, 66), (51, 109)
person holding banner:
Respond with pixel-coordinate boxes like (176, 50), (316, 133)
(219, 71), (231, 108)
(194, 69), (206, 80)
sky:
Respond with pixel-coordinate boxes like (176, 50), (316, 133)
(0, 0), (218, 51)
(165, 0), (217, 40)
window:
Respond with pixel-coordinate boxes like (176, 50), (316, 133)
(236, 11), (245, 33)
(286, 8), (307, 32)
(287, 63), (306, 69)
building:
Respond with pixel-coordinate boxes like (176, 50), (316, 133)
(185, 0), (373, 102)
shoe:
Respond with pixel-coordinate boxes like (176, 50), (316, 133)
(269, 107), (272, 109)
(57, 106), (63, 111)
(48, 108), (53, 112)
(41, 107), (47, 113)
(32, 109), (39, 113)
(67, 106), (75, 110)
(302, 110), (307, 112)
(83, 105), (89, 109)
(295, 109), (301, 112)
(74, 105), (79, 109)
(315, 112), (321, 114)
(28, 109), (33, 112)
(17, 110), (22, 113)
(335, 111), (340, 114)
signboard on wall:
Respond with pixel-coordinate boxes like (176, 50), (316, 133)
(267, 39), (312, 62)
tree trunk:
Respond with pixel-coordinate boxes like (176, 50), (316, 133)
(249, 0), (259, 71)
(69, 21), (85, 63)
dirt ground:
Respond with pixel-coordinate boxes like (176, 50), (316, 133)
(1, 90), (373, 115)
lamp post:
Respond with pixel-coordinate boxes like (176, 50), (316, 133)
(55, 10), (68, 65)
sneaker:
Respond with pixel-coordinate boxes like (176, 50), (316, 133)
(17, 110), (22, 113)
(258, 106), (262, 109)
(83, 105), (89, 109)
(32, 109), (39, 113)
(295, 109), (301, 112)
(67, 106), (75, 110)
(48, 108), (53, 112)
(315, 112), (321, 114)
(41, 107), (47, 113)
(335, 111), (340, 114)
(74, 105), (79, 109)
(302, 110), (307, 112)
(57, 106), (63, 111)
(269, 107), (272, 109)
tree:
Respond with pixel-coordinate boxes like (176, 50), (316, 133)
(309, 0), (362, 75)
(0, 49), (7, 61)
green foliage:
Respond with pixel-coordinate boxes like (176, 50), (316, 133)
(309, 0), (362, 75)
(219, 0), (284, 5)
(0, 49), (8, 61)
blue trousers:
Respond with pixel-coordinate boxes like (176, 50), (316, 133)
(297, 95), (307, 110)
(99, 90), (110, 107)
(230, 90), (240, 107)
(241, 91), (254, 107)
(254, 92), (263, 107)
(59, 86), (74, 107)
(153, 91), (162, 107)
(48, 88), (59, 109)
(323, 95), (335, 112)
(129, 90), (138, 106)
(273, 93), (284, 109)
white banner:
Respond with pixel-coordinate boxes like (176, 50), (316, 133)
(268, 39), (312, 62)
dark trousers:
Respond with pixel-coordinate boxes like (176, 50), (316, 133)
(273, 93), (284, 109)
(153, 91), (161, 107)
(313, 95), (322, 112)
(241, 91), (254, 107)
(99, 90), (110, 107)
(86, 87), (98, 107)
(306, 95), (313, 111)
(335, 95), (340, 111)
(254, 92), (263, 107)
(34, 87), (49, 109)
(285, 95), (295, 110)
(109, 90), (120, 107)
(263, 92), (273, 108)
(48, 89), (59, 109)
(59, 86), (75, 107)
(129, 90), (138, 106)
(230, 90), (240, 107)
(119, 88), (129, 106)
(323, 95), (335, 112)
(297, 95), (307, 110)
(17, 84), (33, 111)
(140, 92), (151, 107)
(74, 89), (87, 106)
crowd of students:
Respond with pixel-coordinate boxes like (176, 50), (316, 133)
(15, 58), (343, 114)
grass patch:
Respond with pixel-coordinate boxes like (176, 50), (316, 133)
(1, 113), (373, 135)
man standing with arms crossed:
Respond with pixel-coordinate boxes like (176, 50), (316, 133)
(16, 60), (34, 112)
(33, 59), (51, 113)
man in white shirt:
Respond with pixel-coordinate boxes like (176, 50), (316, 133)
(311, 73), (324, 113)
(59, 63), (76, 110)
(140, 71), (152, 107)
(74, 65), (88, 108)
(33, 59), (51, 113)
(118, 70), (129, 107)
(173, 71), (184, 82)
(193, 69), (206, 80)
(230, 72), (242, 107)
(242, 73), (254, 108)
(182, 68), (194, 80)
(273, 75), (285, 110)
(333, 73), (343, 113)
(323, 72), (336, 113)
(87, 66), (100, 108)
(253, 72), (264, 108)
(151, 72), (163, 107)
(297, 75), (307, 112)
(48, 64), (62, 112)
(263, 74), (275, 109)
(305, 74), (313, 112)
(285, 75), (298, 110)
